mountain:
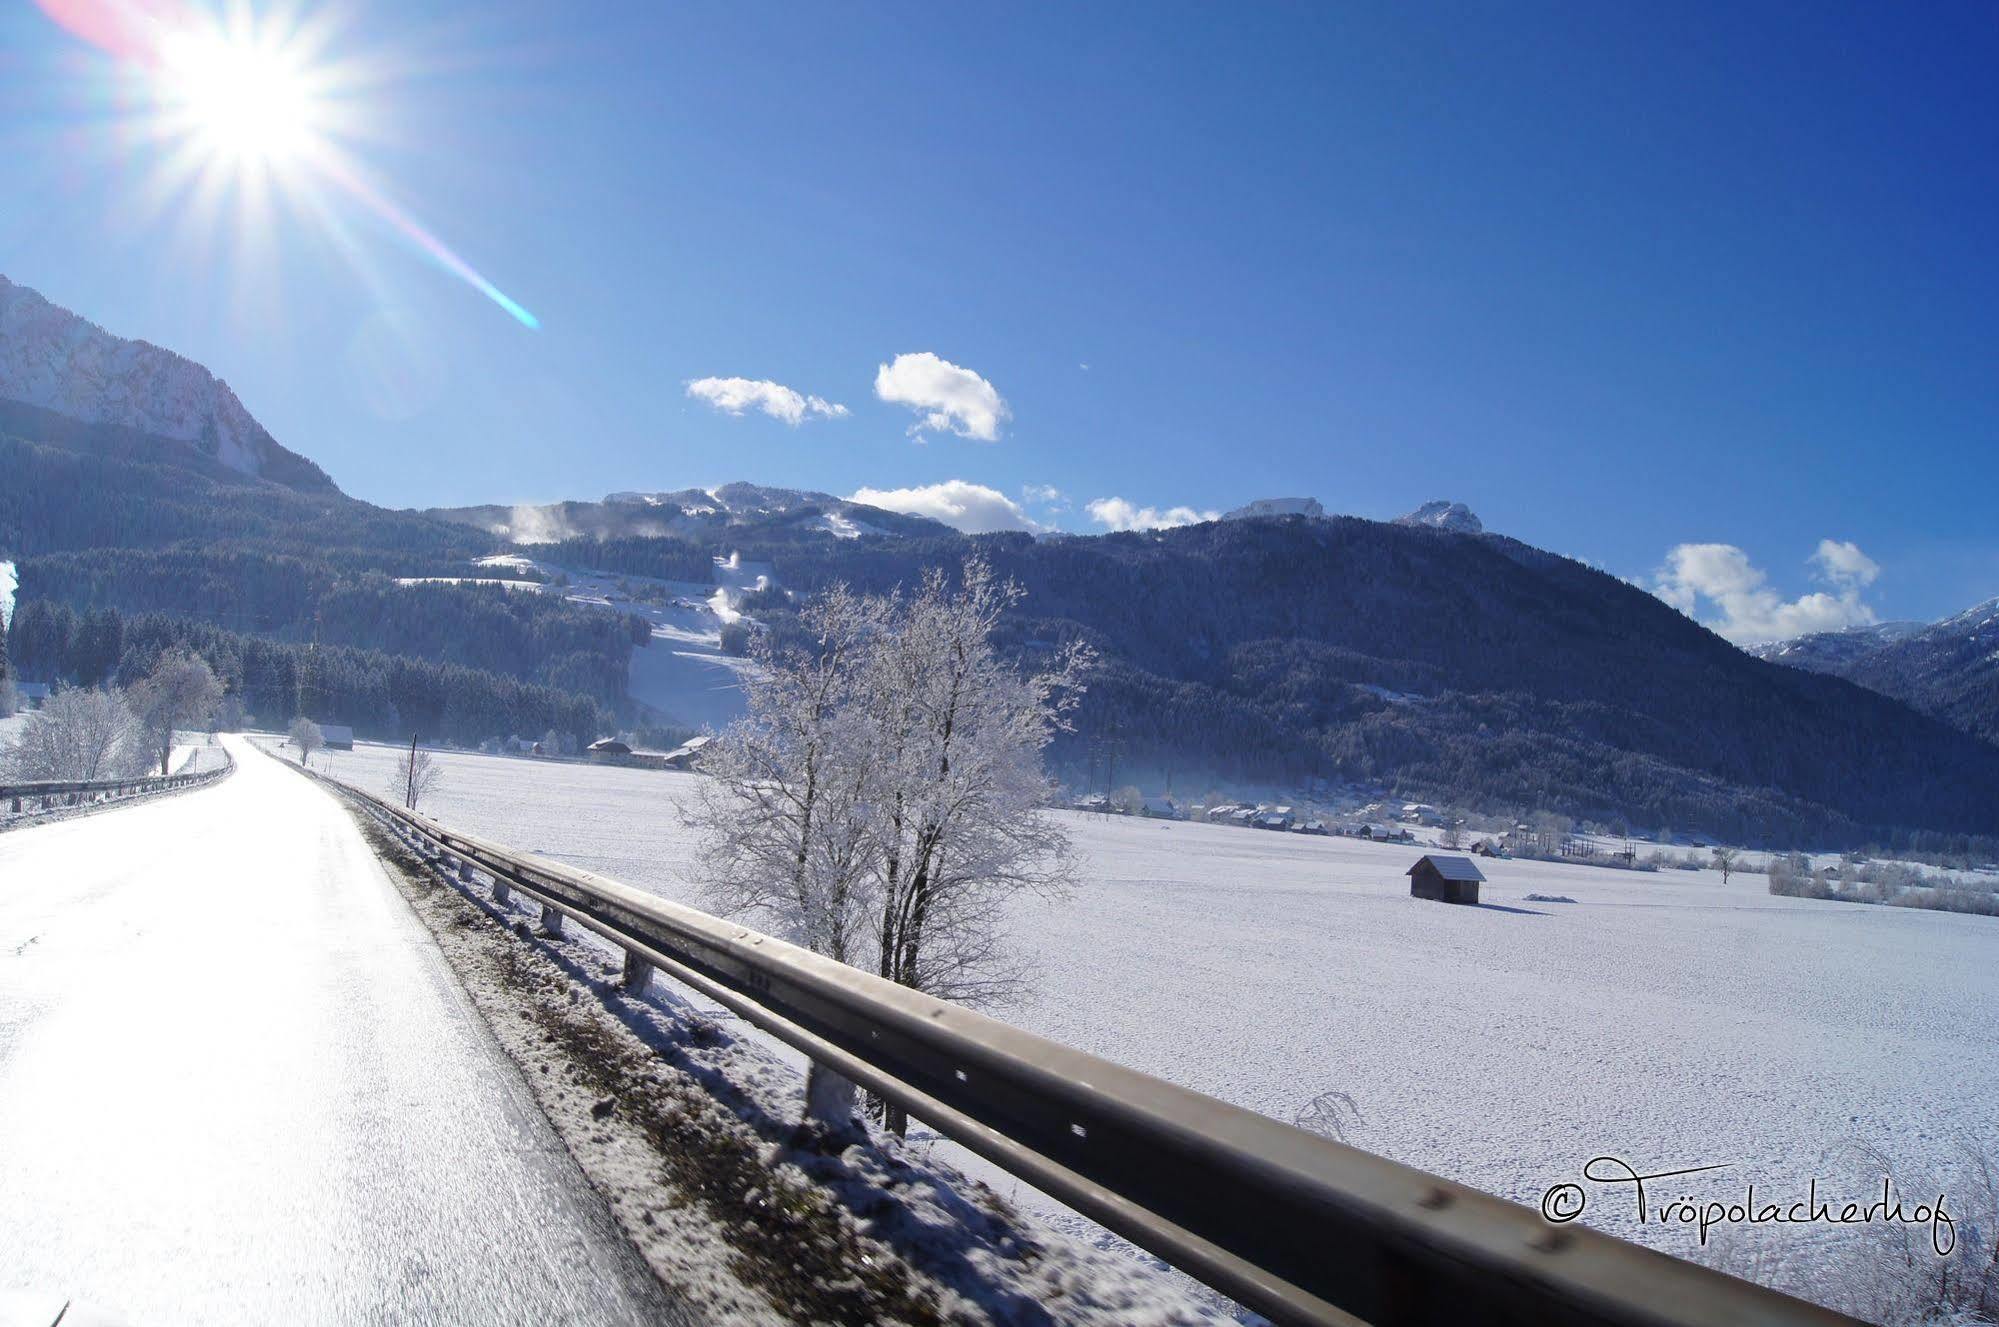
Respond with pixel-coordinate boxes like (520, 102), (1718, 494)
(649, 517), (1999, 848)
(1755, 602), (1999, 746)
(0, 275), (335, 494)
(427, 483), (955, 544)
(3, 270), (1993, 846)
(1748, 621), (1924, 674)
(1395, 500), (1483, 534)
(1223, 497), (1326, 521)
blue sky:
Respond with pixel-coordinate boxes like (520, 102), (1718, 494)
(4, 1), (1995, 631)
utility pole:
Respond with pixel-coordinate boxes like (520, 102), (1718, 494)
(406, 733), (418, 809)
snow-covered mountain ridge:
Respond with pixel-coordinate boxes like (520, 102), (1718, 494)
(0, 274), (333, 492)
(1395, 500), (1483, 534)
(430, 483), (954, 544)
(1753, 598), (1999, 745)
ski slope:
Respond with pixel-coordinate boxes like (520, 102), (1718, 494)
(0, 736), (690, 1326)
(314, 739), (1999, 1283)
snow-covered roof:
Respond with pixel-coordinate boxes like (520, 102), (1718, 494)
(1408, 854), (1485, 883)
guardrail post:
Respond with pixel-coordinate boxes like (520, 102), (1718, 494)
(492, 877), (512, 906)
(621, 950), (654, 993)
(540, 903), (564, 936)
(802, 1063), (860, 1139)
(457, 861), (474, 884)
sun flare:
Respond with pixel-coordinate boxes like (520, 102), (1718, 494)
(156, 27), (325, 170)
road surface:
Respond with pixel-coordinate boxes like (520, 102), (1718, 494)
(0, 736), (690, 1326)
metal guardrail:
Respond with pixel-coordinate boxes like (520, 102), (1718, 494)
(291, 757), (1860, 1327)
(1, 754), (231, 814)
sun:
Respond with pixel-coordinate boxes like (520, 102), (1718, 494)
(155, 26), (326, 170)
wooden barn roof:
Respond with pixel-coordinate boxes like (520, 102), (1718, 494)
(1407, 854), (1486, 883)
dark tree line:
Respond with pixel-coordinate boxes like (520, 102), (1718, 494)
(19, 549), (649, 703)
(7, 600), (610, 746)
(0, 431), (489, 564)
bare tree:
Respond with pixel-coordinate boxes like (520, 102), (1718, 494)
(686, 559), (1093, 1137)
(128, 650), (224, 775)
(288, 717), (324, 767)
(861, 560), (1091, 1134)
(3, 686), (147, 781)
(688, 586), (881, 961)
(393, 745), (444, 810)
(1712, 845), (1739, 884)
(1439, 813), (1465, 850)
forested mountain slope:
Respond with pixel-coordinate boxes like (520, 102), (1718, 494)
(554, 516), (1999, 847)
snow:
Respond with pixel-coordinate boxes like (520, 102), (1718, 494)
(0, 559), (15, 629)
(309, 741), (1999, 1292)
(361, 797), (1229, 1325)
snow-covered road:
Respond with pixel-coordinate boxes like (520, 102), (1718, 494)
(0, 736), (689, 1326)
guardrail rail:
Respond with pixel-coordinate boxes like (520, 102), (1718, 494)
(289, 755), (1861, 1327)
(2, 753), (232, 816)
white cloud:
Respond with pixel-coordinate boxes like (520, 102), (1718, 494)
(1085, 496), (1220, 532)
(849, 480), (1039, 534)
(686, 376), (848, 426)
(873, 352), (1009, 441)
(1654, 539), (1882, 644)
(1021, 483), (1069, 515)
(1811, 538), (1880, 589)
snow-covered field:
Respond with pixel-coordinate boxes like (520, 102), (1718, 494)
(315, 739), (1999, 1295)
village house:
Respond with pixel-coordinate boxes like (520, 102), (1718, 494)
(660, 735), (713, 771)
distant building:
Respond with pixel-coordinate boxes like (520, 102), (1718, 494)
(1140, 795), (1180, 819)
(661, 735), (713, 771)
(587, 738), (633, 763)
(1072, 793), (1112, 813)
(320, 724), (355, 750)
(1407, 854), (1485, 905)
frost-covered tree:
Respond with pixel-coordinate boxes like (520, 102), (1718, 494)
(128, 650), (223, 775)
(1711, 845), (1738, 883)
(288, 717), (324, 767)
(3, 686), (146, 782)
(686, 558), (1092, 1137)
(392, 745), (443, 810)
(689, 585), (881, 966)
